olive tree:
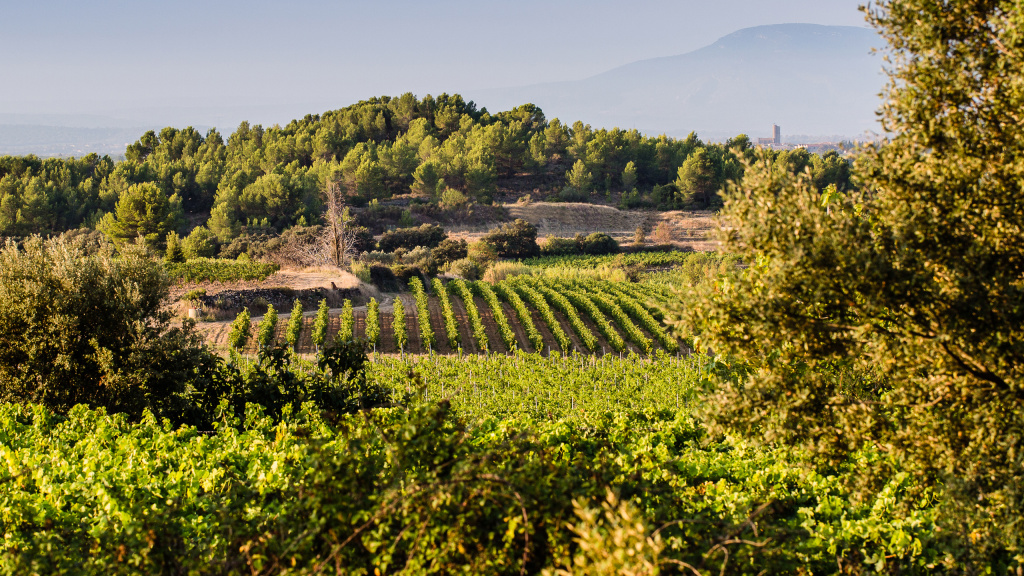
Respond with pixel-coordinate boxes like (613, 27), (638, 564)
(0, 236), (211, 419)
(674, 1), (1024, 568)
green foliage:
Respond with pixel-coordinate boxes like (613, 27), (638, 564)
(564, 158), (593, 197)
(256, 304), (278, 350)
(535, 283), (597, 352)
(409, 277), (435, 350)
(667, 1), (1024, 567)
(562, 289), (625, 353)
(451, 279), (488, 352)
(163, 231), (185, 263)
(512, 282), (571, 354)
(392, 296), (408, 351)
(98, 182), (184, 249)
(285, 299), (304, 351)
(311, 298), (329, 351)
(181, 225), (219, 259)
(0, 236), (212, 419)
(473, 281), (517, 351)
(0, 377), (942, 574)
(365, 297), (381, 346)
(482, 218), (540, 258)
(524, 250), (694, 270)
(338, 299), (355, 342)
(163, 257), (278, 282)
(433, 278), (461, 349)
(377, 223), (447, 252)
(228, 308), (251, 351)
(494, 282), (544, 353)
(430, 237), (468, 266)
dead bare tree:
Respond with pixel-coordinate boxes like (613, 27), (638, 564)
(320, 180), (359, 268)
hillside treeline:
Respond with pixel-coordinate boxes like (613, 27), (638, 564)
(0, 94), (852, 243)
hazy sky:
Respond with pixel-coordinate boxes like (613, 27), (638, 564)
(1, 0), (867, 126)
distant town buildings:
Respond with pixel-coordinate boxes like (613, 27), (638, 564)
(754, 124), (850, 155)
(757, 124), (782, 147)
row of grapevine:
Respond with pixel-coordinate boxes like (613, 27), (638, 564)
(535, 284), (598, 352)
(509, 282), (571, 353)
(392, 297), (408, 351)
(600, 284), (678, 353)
(451, 279), (488, 352)
(581, 287), (652, 355)
(313, 299), (329, 351)
(473, 281), (517, 351)
(257, 304), (278, 350)
(409, 278), (435, 350)
(433, 278), (460, 349)
(338, 299), (355, 342)
(286, 300), (303, 350)
(560, 288), (625, 353)
(493, 282), (543, 352)
(365, 298), (381, 346)
(218, 279), (677, 358)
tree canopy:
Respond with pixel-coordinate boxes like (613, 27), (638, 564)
(676, 0), (1024, 567)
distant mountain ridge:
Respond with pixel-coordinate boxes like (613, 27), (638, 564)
(469, 24), (886, 140)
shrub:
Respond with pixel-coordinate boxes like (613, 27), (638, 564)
(366, 265), (401, 291)
(360, 250), (396, 266)
(482, 261), (533, 284)
(580, 232), (620, 255)
(377, 224), (447, 253)
(447, 258), (482, 281)
(350, 261), (372, 283)
(482, 219), (539, 258)
(467, 240), (498, 265)
(431, 238), (469, 266)
(0, 236), (213, 420)
(540, 236), (581, 257)
(650, 222), (674, 244)
(164, 232), (185, 263)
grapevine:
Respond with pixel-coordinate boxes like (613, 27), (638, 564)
(560, 288), (625, 353)
(473, 281), (517, 351)
(311, 298), (329, 352)
(228, 307), (251, 351)
(286, 299), (304, 351)
(366, 298), (381, 347)
(510, 282), (571, 354)
(256, 304), (278, 350)
(409, 277), (435, 351)
(535, 283), (597, 352)
(451, 279), (488, 352)
(393, 296), (408, 351)
(493, 282), (543, 353)
(432, 278), (460, 349)
(338, 299), (355, 342)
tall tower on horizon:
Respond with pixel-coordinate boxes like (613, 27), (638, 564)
(773, 124), (781, 145)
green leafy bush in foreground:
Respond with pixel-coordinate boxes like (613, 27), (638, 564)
(0, 399), (941, 575)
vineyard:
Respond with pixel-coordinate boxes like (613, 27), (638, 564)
(226, 276), (682, 356)
(165, 257), (280, 282)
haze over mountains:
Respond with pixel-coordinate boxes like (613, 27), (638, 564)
(0, 23), (886, 157)
(470, 24), (886, 141)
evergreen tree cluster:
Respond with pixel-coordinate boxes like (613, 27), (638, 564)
(0, 94), (853, 246)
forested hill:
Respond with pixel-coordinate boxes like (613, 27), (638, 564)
(0, 94), (852, 244)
